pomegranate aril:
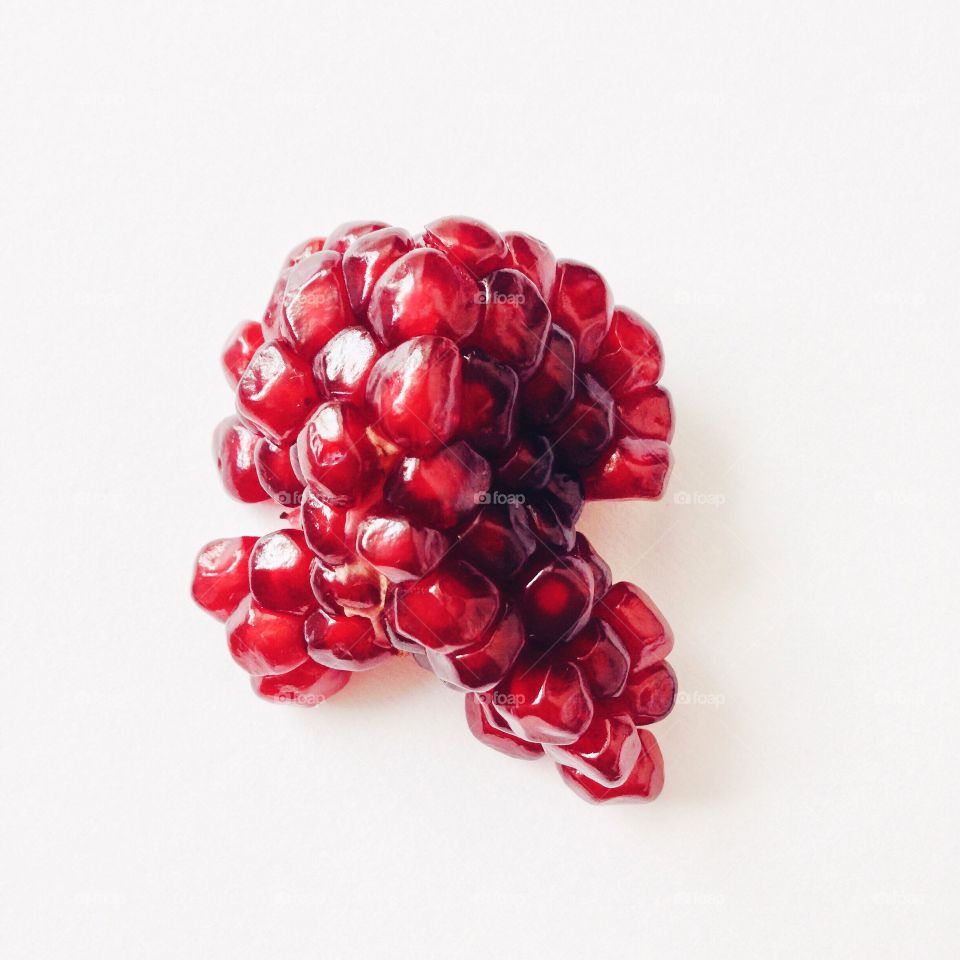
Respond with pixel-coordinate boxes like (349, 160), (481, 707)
(464, 693), (544, 760)
(457, 504), (536, 579)
(221, 320), (264, 388)
(492, 657), (594, 745)
(526, 471), (585, 550)
(519, 326), (576, 427)
(279, 251), (353, 359)
(368, 248), (480, 345)
(503, 231), (556, 302)
(284, 237), (327, 268)
(423, 215), (507, 277)
(249, 529), (314, 615)
(495, 434), (553, 491)
(252, 658), (350, 706)
(590, 306), (663, 395)
(583, 437), (671, 501)
(469, 269), (550, 377)
(392, 559), (500, 653)
(296, 401), (379, 508)
(519, 555), (594, 647)
(313, 326), (381, 406)
(253, 437), (303, 508)
(457, 351), (518, 455)
(426, 607), (524, 691)
(356, 514), (448, 582)
(192, 536), (258, 621)
(595, 582), (673, 673)
(310, 557), (384, 616)
(548, 374), (615, 468)
(365, 335), (462, 455)
(550, 260), (613, 364)
(558, 728), (664, 803)
(341, 227), (414, 316)
(571, 532), (612, 601)
(213, 416), (268, 503)
(561, 618), (630, 699)
(322, 220), (390, 254)
(236, 341), (319, 445)
(546, 707), (642, 787)
(225, 596), (308, 676)
(617, 386), (674, 442)
(617, 662), (677, 725)
(200, 219), (676, 802)
(305, 608), (394, 671)
(300, 490), (351, 564)
(385, 441), (490, 531)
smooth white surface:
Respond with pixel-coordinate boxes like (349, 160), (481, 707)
(1, 2), (957, 957)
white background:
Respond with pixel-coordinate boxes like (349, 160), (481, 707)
(1, 1), (957, 957)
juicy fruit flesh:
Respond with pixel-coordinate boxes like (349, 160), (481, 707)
(194, 216), (675, 806)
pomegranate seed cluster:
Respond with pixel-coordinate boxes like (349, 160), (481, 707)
(192, 217), (676, 804)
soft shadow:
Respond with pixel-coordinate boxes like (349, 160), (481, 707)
(578, 404), (753, 806)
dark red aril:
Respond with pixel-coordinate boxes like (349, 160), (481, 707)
(464, 693), (544, 760)
(617, 386), (674, 442)
(519, 555), (594, 647)
(503, 231), (556, 302)
(392, 559), (500, 653)
(561, 618), (630, 699)
(518, 326), (577, 427)
(249, 529), (314, 615)
(309, 557), (384, 617)
(469, 269), (551, 377)
(279, 251), (353, 359)
(213, 416), (268, 503)
(192, 536), (258, 621)
(236, 341), (319, 445)
(385, 441), (491, 530)
(221, 320), (265, 388)
(595, 582), (673, 673)
(368, 248), (480, 345)
(457, 351), (518, 455)
(524, 472), (585, 552)
(492, 657), (594, 745)
(299, 490), (351, 565)
(365, 335), (462, 455)
(546, 707), (642, 787)
(557, 728), (664, 803)
(589, 306), (663, 395)
(341, 227), (415, 316)
(225, 596), (308, 676)
(253, 437), (303, 508)
(296, 401), (379, 507)
(356, 514), (448, 582)
(583, 437), (671, 501)
(617, 662), (677, 724)
(547, 374), (615, 468)
(550, 260), (613, 364)
(426, 607), (524, 691)
(305, 608), (394, 671)
(495, 435), (554, 491)
(322, 220), (391, 254)
(423, 215), (507, 277)
(313, 326), (382, 406)
(457, 504), (536, 579)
